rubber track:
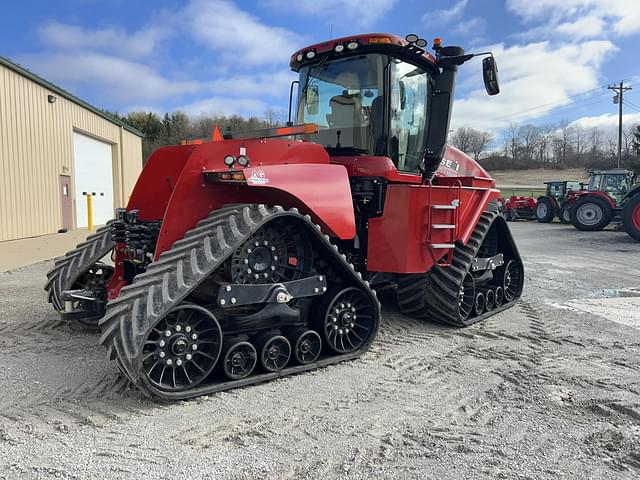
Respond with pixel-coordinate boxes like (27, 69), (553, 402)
(397, 210), (519, 326)
(44, 222), (115, 311)
(98, 204), (380, 400)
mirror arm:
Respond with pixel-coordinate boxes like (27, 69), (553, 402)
(437, 51), (494, 68)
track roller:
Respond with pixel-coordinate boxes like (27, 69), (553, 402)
(473, 292), (485, 316)
(494, 286), (504, 308)
(222, 339), (257, 380)
(288, 328), (322, 365)
(256, 333), (291, 372)
(481, 288), (495, 312)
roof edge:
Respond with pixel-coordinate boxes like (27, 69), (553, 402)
(0, 55), (144, 138)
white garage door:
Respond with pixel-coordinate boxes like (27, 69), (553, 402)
(73, 132), (114, 228)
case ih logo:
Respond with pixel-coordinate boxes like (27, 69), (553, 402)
(441, 158), (460, 172)
(248, 170), (269, 185)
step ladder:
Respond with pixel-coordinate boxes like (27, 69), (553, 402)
(426, 186), (462, 267)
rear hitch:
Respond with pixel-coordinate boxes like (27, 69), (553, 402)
(60, 289), (106, 323)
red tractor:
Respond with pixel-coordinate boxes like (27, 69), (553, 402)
(45, 33), (523, 400)
(503, 195), (537, 221)
(569, 169), (637, 234)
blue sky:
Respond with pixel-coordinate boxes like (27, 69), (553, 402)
(2, 0), (640, 136)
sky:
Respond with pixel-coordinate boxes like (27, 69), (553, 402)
(2, 0), (640, 137)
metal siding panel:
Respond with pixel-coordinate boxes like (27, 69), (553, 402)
(0, 68), (10, 239)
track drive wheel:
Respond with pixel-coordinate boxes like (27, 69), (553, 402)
(622, 194), (640, 241)
(570, 196), (613, 231)
(536, 197), (554, 223)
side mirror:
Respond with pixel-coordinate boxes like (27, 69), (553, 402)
(306, 85), (319, 115)
(482, 56), (500, 96)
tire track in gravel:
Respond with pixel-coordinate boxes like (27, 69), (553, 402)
(0, 314), (151, 434)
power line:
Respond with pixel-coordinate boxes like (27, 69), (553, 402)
(484, 85), (609, 123)
(624, 99), (640, 112)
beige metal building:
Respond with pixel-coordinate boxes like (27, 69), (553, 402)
(0, 55), (143, 242)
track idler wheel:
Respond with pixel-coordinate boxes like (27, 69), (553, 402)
(141, 304), (222, 392)
(222, 339), (257, 380)
(257, 333), (291, 372)
(473, 292), (485, 316)
(502, 260), (524, 302)
(289, 328), (322, 365)
(494, 286), (504, 308)
(320, 287), (376, 354)
(481, 288), (495, 312)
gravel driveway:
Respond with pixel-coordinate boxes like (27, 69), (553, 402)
(0, 222), (639, 479)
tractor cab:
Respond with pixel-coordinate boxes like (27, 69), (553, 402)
(290, 33), (499, 180)
(545, 180), (583, 201)
(587, 169), (635, 205)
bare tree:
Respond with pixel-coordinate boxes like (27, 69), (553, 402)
(452, 127), (494, 160)
(451, 127), (474, 154)
(514, 125), (540, 163)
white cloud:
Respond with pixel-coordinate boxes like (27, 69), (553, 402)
(185, 0), (301, 66)
(39, 21), (169, 58)
(208, 71), (296, 98)
(18, 52), (201, 103)
(422, 0), (468, 26)
(507, 0), (640, 38)
(263, 0), (399, 29)
(450, 40), (617, 131)
(570, 112), (640, 131)
(177, 96), (270, 117)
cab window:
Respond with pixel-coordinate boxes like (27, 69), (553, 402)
(389, 59), (430, 173)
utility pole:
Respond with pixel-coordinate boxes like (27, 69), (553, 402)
(608, 81), (632, 168)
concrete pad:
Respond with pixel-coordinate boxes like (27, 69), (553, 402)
(0, 228), (95, 271)
(565, 297), (640, 330)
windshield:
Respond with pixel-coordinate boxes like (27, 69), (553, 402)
(297, 54), (386, 155)
(297, 54), (431, 172)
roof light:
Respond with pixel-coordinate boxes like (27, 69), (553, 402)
(296, 53), (303, 62)
(346, 41), (358, 50)
(416, 38), (427, 48)
(433, 37), (442, 48)
(223, 155), (236, 167)
(405, 34), (419, 43)
(306, 50), (316, 59)
(334, 44), (345, 53)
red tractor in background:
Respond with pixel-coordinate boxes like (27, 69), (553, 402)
(535, 180), (584, 224)
(569, 170), (638, 239)
(45, 33), (523, 400)
(503, 195), (537, 221)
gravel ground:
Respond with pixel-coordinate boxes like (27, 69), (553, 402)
(0, 222), (639, 479)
